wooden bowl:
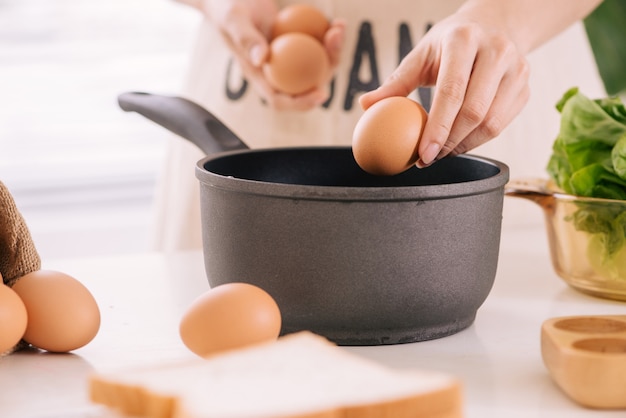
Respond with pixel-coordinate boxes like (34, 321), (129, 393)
(541, 315), (626, 409)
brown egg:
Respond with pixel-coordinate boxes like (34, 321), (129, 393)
(179, 282), (281, 358)
(0, 283), (27, 354)
(12, 270), (100, 353)
(263, 32), (330, 95)
(272, 4), (329, 42)
(352, 96), (428, 175)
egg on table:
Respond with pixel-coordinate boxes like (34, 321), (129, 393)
(11, 270), (100, 353)
(179, 282), (282, 357)
(0, 281), (28, 354)
(352, 96), (428, 176)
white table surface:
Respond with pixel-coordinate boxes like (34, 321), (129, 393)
(2, 222), (625, 418)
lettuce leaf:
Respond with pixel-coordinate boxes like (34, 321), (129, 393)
(547, 88), (626, 280)
(611, 134), (626, 178)
(584, 210), (626, 280)
(547, 87), (626, 198)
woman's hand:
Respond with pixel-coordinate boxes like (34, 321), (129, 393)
(360, 10), (531, 167)
(360, 0), (601, 167)
(202, 0), (345, 111)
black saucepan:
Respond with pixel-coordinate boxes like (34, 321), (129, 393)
(118, 91), (509, 345)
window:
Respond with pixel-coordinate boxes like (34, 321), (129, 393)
(0, 0), (199, 258)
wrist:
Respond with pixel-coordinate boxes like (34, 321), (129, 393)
(456, 0), (603, 54)
(455, 0), (530, 53)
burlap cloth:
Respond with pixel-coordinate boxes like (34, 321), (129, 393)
(0, 181), (41, 287)
(0, 181), (41, 354)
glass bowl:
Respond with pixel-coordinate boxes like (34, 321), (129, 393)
(506, 178), (626, 301)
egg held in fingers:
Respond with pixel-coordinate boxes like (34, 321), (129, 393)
(271, 3), (330, 42)
(263, 32), (330, 96)
(352, 96), (428, 176)
(263, 3), (332, 96)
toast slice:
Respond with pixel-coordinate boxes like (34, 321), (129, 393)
(89, 332), (462, 418)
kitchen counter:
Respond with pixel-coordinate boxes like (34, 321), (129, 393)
(1, 222), (625, 418)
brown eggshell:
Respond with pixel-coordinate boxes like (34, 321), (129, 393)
(352, 96), (428, 176)
(271, 4), (330, 42)
(0, 283), (28, 354)
(179, 282), (282, 358)
(12, 270), (100, 353)
(263, 32), (330, 96)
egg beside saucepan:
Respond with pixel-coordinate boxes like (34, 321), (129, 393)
(179, 282), (282, 358)
(12, 270), (101, 353)
(0, 278), (28, 354)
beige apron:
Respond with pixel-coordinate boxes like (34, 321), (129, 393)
(153, 0), (605, 251)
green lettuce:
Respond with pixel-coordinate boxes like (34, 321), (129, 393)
(547, 87), (626, 198)
(547, 88), (626, 280)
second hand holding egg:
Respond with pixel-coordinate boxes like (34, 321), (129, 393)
(262, 4), (331, 96)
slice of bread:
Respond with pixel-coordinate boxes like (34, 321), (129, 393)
(89, 332), (462, 418)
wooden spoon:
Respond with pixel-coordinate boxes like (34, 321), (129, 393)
(541, 315), (626, 409)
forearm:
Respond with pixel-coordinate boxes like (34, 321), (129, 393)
(457, 0), (603, 54)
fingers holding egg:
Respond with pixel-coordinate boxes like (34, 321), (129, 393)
(323, 18), (347, 68)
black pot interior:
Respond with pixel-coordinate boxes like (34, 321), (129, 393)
(203, 147), (501, 187)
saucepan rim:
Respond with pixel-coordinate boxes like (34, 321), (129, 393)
(195, 146), (510, 202)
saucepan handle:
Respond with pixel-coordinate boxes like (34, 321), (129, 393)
(504, 178), (558, 211)
(117, 92), (249, 155)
